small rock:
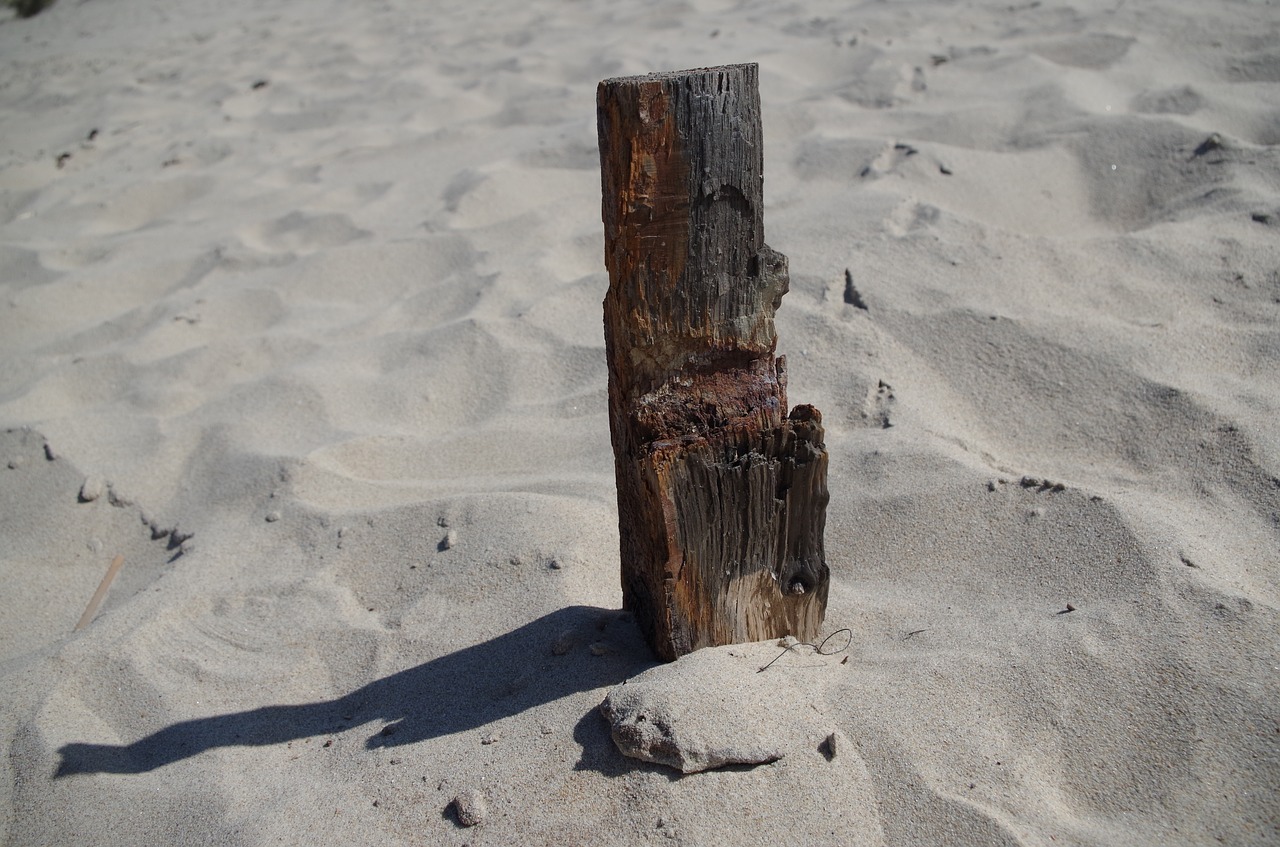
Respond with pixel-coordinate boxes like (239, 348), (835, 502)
(265, 510), (282, 523)
(551, 630), (577, 656)
(547, 558), (562, 570)
(337, 526), (349, 538)
(777, 635), (799, 649)
(43, 442), (57, 461)
(79, 476), (105, 502)
(88, 537), (103, 554)
(480, 732), (501, 745)
(440, 529), (458, 551)
(450, 789), (488, 827)
(7, 456), (25, 470)
(1192, 132), (1223, 157)
(600, 647), (792, 774)
(819, 730), (848, 761)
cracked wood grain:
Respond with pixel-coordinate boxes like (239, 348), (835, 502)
(597, 63), (830, 661)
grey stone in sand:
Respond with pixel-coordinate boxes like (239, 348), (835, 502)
(600, 644), (808, 774)
(79, 476), (105, 502)
(550, 629), (577, 656)
(450, 788), (487, 827)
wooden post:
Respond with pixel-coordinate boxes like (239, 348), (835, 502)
(597, 64), (829, 661)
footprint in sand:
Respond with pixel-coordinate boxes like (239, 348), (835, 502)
(1130, 85), (1204, 116)
(885, 199), (940, 237)
(240, 210), (369, 255)
(860, 379), (896, 429)
(86, 174), (215, 235)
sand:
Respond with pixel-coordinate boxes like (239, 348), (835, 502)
(1, 0), (1277, 843)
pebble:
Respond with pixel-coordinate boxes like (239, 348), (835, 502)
(79, 476), (105, 502)
(440, 529), (458, 550)
(480, 732), (501, 745)
(600, 649), (789, 773)
(7, 456), (25, 470)
(265, 510), (282, 523)
(450, 789), (488, 827)
(550, 630), (577, 656)
(819, 730), (847, 761)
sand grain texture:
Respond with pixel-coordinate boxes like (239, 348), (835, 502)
(1, 0), (1277, 844)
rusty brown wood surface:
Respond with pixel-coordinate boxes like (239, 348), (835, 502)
(597, 63), (829, 661)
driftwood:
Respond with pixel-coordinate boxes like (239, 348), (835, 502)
(597, 63), (829, 661)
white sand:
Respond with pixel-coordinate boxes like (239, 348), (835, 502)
(2, 0), (1278, 843)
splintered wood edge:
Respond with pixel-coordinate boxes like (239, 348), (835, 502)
(598, 63), (759, 88)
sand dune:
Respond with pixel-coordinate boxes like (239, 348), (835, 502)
(2, 0), (1277, 844)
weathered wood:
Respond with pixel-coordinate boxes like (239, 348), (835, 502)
(597, 63), (829, 661)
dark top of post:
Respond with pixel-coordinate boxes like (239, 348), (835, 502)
(598, 64), (777, 398)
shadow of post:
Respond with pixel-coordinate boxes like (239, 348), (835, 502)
(55, 605), (655, 777)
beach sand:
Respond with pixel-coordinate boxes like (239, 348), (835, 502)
(1, 0), (1277, 843)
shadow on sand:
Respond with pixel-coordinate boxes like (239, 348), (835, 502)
(55, 605), (655, 777)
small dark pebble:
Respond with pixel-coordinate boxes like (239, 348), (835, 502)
(1251, 212), (1273, 225)
(251, 79), (269, 90)
(1192, 133), (1223, 157)
(56, 152), (71, 168)
(87, 128), (99, 141)
(322, 739), (333, 748)
(939, 164), (953, 175)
